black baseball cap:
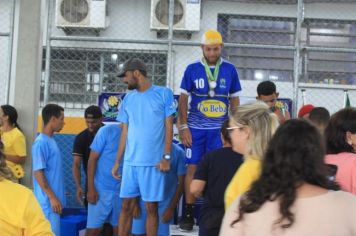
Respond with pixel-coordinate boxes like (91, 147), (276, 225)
(116, 58), (148, 77)
(84, 105), (102, 119)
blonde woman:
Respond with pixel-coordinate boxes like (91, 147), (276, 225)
(0, 142), (53, 235)
(224, 102), (279, 209)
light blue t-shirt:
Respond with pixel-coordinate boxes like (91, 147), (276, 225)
(180, 59), (242, 129)
(90, 124), (122, 192)
(32, 133), (65, 208)
(132, 143), (187, 235)
(163, 143), (187, 199)
(117, 85), (176, 166)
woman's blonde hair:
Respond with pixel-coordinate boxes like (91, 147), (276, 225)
(230, 101), (279, 159)
(0, 142), (15, 181)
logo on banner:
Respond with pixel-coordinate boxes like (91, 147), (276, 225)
(99, 93), (125, 122)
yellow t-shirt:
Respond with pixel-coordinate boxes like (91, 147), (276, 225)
(0, 179), (54, 236)
(0, 127), (27, 179)
(224, 156), (262, 210)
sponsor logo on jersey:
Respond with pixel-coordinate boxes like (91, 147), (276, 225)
(197, 99), (227, 118)
(220, 78), (226, 88)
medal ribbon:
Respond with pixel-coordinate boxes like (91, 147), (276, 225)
(203, 58), (221, 85)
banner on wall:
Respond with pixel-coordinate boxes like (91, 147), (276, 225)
(98, 93), (126, 122)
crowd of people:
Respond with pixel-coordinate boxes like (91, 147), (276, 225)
(1, 29), (356, 236)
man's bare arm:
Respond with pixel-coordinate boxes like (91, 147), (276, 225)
(34, 170), (62, 214)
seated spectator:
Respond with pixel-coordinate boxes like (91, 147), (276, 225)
(325, 108), (356, 194)
(190, 119), (243, 236)
(297, 104), (314, 119)
(131, 143), (186, 236)
(0, 142), (53, 235)
(309, 107), (330, 133)
(220, 119), (356, 236)
(224, 102), (279, 209)
(256, 81), (290, 123)
(0, 105), (26, 181)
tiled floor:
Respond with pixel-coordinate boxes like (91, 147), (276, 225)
(170, 225), (199, 236)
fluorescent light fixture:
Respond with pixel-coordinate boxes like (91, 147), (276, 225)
(254, 71), (264, 80)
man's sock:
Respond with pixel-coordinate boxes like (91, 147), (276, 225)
(185, 203), (194, 217)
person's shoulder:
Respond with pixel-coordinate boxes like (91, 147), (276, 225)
(207, 147), (238, 157)
(12, 127), (25, 137)
(152, 85), (174, 96)
(33, 133), (47, 143)
(185, 59), (203, 71)
(101, 124), (120, 133)
(206, 147), (227, 157)
(327, 152), (356, 163)
(0, 179), (32, 197)
(122, 90), (137, 99)
(76, 128), (90, 138)
(188, 59), (202, 67)
(236, 157), (260, 172)
(327, 191), (356, 207)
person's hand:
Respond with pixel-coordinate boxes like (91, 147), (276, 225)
(132, 199), (141, 219)
(161, 207), (174, 223)
(76, 187), (83, 205)
(274, 108), (288, 124)
(112, 161), (121, 180)
(179, 128), (192, 147)
(49, 196), (62, 214)
(157, 159), (170, 172)
(87, 187), (99, 204)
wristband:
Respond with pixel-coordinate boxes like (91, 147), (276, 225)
(179, 124), (188, 131)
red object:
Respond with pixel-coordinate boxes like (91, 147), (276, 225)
(298, 104), (315, 118)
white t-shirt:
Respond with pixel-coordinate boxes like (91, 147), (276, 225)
(220, 191), (356, 236)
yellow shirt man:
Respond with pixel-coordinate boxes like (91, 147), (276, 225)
(0, 127), (26, 178)
(0, 179), (53, 236)
(224, 157), (262, 209)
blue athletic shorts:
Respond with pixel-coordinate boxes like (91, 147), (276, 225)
(131, 197), (173, 236)
(185, 128), (222, 165)
(87, 191), (122, 228)
(120, 165), (166, 202)
(42, 206), (60, 236)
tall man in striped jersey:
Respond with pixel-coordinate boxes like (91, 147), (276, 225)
(178, 29), (242, 231)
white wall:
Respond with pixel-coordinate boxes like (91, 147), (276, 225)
(0, 0), (14, 104)
(45, 0), (356, 115)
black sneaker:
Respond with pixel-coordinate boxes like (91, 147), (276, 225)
(178, 214), (194, 231)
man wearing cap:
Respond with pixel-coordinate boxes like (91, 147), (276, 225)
(72, 105), (104, 207)
(178, 29), (242, 231)
(111, 58), (176, 236)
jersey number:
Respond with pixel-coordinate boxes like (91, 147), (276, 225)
(186, 148), (192, 159)
(194, 79), (205, 89)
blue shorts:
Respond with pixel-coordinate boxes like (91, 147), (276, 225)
(120, 165), (166, 202)
(87, 191), (122, 228)
(42, 206), (60, 236)
(185, 128), (222, 165)
(132, 197), (173, 236)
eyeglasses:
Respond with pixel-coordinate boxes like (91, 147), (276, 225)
(226, 126), (244, 133)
